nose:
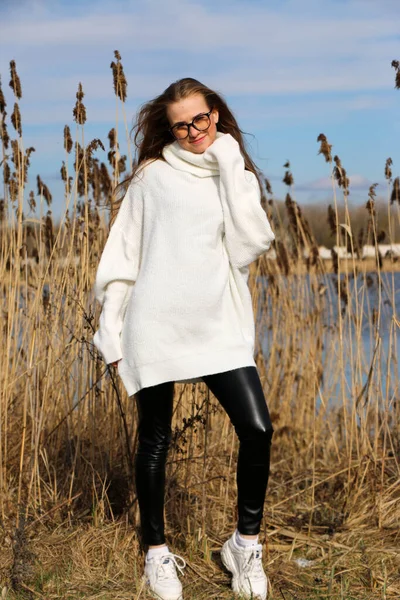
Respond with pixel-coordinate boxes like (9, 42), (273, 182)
(188, 124), (202, 138)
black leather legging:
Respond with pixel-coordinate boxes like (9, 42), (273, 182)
(135, 365), (273, 546)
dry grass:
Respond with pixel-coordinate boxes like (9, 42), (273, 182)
(0, 55), (399, 599)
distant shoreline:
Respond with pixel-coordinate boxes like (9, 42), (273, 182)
(322, 257), (400, 273)
(264, 256), (400, 274)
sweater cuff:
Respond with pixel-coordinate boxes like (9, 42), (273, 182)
(93, 329), (123, 365)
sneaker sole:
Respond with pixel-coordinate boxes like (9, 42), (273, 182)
(220, 542), (268, 600)
(142, 575), (183, 600)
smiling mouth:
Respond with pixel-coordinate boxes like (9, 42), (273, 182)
(190, 135), (206, 144)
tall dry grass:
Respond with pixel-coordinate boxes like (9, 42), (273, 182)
(0, 55), (399, 599)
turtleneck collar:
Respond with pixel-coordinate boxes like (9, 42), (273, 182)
(162, 131), (225, 178)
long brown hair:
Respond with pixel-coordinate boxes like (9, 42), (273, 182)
(111, 77), (263, 225)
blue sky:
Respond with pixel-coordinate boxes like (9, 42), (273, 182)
(1, 0), (399, 218)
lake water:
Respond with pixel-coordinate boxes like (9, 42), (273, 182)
(259, 271), (399, 406)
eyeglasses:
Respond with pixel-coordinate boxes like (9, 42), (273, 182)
(169, 109), (213, 140)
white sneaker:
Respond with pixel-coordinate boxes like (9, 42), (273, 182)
(221, 533), (268, 599)
(143, 552), (186, 600)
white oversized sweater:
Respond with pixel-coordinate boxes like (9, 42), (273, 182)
(93, 132), (275, 396)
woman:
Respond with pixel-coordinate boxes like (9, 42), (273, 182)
(93, 77), (275, 600)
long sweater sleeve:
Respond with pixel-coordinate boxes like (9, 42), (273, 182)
(93, 179), (144, 364)
(204, 133), (275, 269)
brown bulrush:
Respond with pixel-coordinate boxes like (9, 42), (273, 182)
(36, 175), (52, 206)
(390, 177), (400, 205)
(10, 103), (22, 136)
(358, 227), (365, 252)
(100, 162), (112, 200)
(3, 161), (10, 184)
(8, 177), (17, 202)
(384, 157), (392, 181)
(331, 247), (338, 274)
(275, 239), (290, 276)
(108, 127), (116, 149)
(43, 211), (54, 257)
(11, 139), (23, 180)
(60, 161), (67, 183)
(285, 193), (303, 248)
(9, 60), (22, 99)
(110, 50), (127, 102)
(391, 59), (400, 89)
(73, 82), (87, 126)
(1, 118), (10, 149)
(28, 190), (36, 212)
(64, 125), (73, 153)
(317, 133), (332, 163)
(0, 75), (6, 113)
(327, 204), (337, 237)
(23, 147), (35, 184)
(282, 161), (294, 187)
(264, 177), (273, 196)
(74, 141), (86, 196)
(368, 182), (378, 202)
(333, 155), (350, 195)
(86, 138), (105, 157)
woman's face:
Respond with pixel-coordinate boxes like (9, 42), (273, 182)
(166, 93), (219, 154)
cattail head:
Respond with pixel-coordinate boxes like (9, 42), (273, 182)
(43, 210), (54, 256)
(9, 60), (22, 99)
(28, 190), (36, 211)
(23, 147), (35, 183)
(331, 247), (338, 275)
(358, 227), (364, 250)
(37, 175), (52, 206)
(73, 82), (87, 125)
(74, 142), (85, 196)
(368, 183), (378, 201)
(317, 133), (332, 163)
(86, 138), (105, 157)
(0, 118), (10, 149)
(110, 50), (127, 102)
(384, 158), (392, 181)
(0, 76), (6, 113)
(377, 230), (386, 243)
(327, 204), (337, 237)
(64, 125), (73, 153)
(11, 140), (23, 185)
(264, 178), (273, 195)
(9, 178), (18, 202)
(3, 161), (10, 184)
(392, 59), (400, 89)
(60, 161), (67, 182)
(100, 162), (112, 200)
(282, 161), (294, 186)
(108, 128), (116, 149)
(365, 198), (375, 217)
(10, 103), (22, 136)
(390, 177), (400, 205)
(333, 155), (350, 195)
(276, 240), (290, 276)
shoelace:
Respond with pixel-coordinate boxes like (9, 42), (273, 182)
(156, 553), (186, 581)
(242, 547), (265, 580)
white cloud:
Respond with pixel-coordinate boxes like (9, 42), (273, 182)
(298, 173), (376, 192)
(1, 0), (399, 101)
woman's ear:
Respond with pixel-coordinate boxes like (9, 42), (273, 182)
(213, 108), (219, 124)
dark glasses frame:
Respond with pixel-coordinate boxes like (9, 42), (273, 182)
(169, 109), (213, 140)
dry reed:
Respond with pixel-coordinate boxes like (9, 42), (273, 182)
(0, 56), (399, 600)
